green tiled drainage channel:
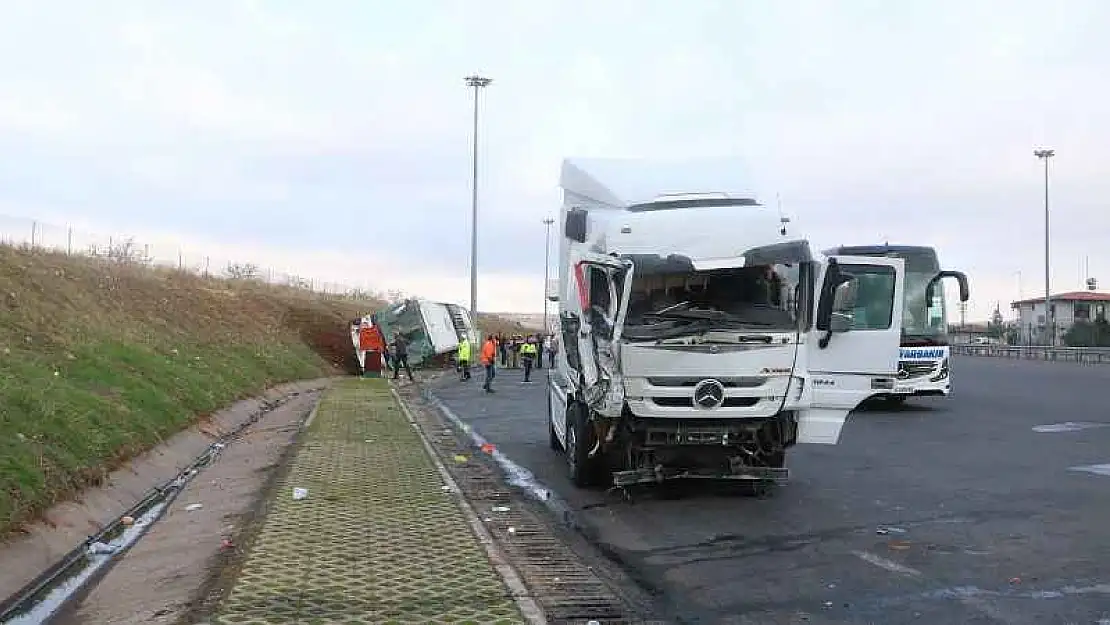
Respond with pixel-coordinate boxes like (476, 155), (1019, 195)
(213, 378), (526, 625)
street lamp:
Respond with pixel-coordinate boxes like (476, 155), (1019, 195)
(1035, 148), (1054, 345)
(542, 217), (555, 333)
(465, 74), (493, 319)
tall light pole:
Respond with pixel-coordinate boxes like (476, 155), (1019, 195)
(465, 74), (493, 318)
(1035, 148), (1054, 345)
(542, 217), (555, 333)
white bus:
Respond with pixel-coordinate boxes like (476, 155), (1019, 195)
(823, 245), (968, 405)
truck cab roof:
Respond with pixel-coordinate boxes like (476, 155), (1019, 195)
(561, 157), (761, 210)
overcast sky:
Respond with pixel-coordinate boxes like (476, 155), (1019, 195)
(0, 0), (1107, 319)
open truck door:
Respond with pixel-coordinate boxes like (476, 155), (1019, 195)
(550, 208), (634, 452)
(799, 255), (906, 444)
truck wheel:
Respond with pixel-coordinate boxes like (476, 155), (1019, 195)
(565, 401), (599, 488)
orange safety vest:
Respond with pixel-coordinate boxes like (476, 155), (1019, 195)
(480, 340), (497, 365)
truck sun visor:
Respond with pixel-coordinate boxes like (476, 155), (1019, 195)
(741, 240), (813, 267)
(618, 254), (695, 276)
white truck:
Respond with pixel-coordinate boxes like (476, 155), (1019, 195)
(547, 158), (906, 488)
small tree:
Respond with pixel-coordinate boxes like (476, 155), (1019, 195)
(226, 262), (261, 280)
(285, 275), (312, 290)
(1063, 318), (1110, 347)
(105, 238), (151, 264)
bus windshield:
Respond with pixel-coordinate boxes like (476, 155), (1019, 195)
(903, 270), (949, 345)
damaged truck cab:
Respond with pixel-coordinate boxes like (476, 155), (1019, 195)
(547, 158), (906, 488)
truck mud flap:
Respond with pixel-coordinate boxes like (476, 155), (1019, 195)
(611, 465), (789, 487)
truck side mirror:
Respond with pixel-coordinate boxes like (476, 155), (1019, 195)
(817, 261), (856, 347)
(565, 208), (588, 243)
(831, 278), (858, 314)
(830, 311), (853, 332)
(828, 279), (858, 333)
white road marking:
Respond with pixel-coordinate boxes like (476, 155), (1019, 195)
(852, 550), (923, 577)
(1069, 463), (1110, 477)
(424, 390), (560, 505)
(1032, 421), (1110, 433)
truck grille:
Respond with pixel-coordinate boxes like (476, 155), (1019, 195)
(646, 376), (766, 388)
(652, 396), (760, 408)
(898, 361), (937, 379)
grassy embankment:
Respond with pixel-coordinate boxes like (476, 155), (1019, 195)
(0, 244), (530, 537)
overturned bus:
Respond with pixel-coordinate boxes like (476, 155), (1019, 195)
(361, 299), (478, 369)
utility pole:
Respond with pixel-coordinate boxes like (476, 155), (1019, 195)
(465, 74), (493, 318)
(542, 217), (555, 333)
(1035, 148), (1055, 345)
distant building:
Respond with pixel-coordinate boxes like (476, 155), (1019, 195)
(949, 322), (997, 345)
(1011, 291), (1110, 345)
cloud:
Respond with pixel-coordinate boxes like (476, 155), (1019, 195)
(1, 0), (1109, 318)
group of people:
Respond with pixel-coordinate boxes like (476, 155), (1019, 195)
(456, 332), (559, 393)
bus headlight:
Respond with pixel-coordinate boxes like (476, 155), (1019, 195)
(930, 358), (949, 382)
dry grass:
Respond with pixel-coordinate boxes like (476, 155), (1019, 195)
(0, 244), (361, 536)
(476, 313), (542, 336)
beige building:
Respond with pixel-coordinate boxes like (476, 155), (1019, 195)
(1011, 291), (1110, 345)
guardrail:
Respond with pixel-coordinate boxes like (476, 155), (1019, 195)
(952, 344), (1110, 364)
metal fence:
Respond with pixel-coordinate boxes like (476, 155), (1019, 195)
(952, 344), (1110, 365)
(0, 213), (376, 300)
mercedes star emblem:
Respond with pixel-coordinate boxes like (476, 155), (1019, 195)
(692, 378), (726, 409)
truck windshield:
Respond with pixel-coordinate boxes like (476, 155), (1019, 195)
(622, 263), (810, 340)
(902, 270), (949, 345)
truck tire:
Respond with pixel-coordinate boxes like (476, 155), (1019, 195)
(565, 401), (600, 488)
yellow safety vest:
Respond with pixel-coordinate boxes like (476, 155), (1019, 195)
(457, 341), (471, 361)
(520, 342), (537, 356)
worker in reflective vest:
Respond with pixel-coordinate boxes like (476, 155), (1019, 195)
(480, 336), (497, 393)
(457, 338), (472, 381)
(519, 338), (538, 383)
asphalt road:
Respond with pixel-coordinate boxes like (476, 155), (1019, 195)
(428, 357), (1110, 625)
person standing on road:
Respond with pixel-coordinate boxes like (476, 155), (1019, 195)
(519, 337), (538, 383)
(391, 332), (414, 382)
(456, 336), (472, 381)
(509, 335), (521, 369)
(480, 335), (497, 393)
